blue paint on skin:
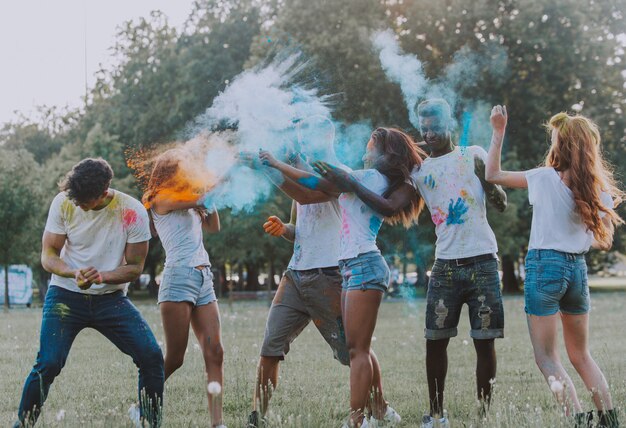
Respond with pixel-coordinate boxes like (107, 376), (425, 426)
(297, 176), (321, 189)
(459, 111), (473, 147)
(369, 216), (383, 234)
(446, 197), (469, 225)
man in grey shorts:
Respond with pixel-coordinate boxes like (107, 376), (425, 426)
(246, 156), (350, 427)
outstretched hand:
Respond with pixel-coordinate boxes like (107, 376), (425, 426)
(490, 105), (507, 134)
(263, 216), (286, 237)
(258, 150), (279, 168)
(237, 151), (262, 170)
(312, 161), (355, 192)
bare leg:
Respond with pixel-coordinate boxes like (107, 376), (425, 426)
(190, 302), (224, 427)
(343, 289), (384, 427)
(527, 314), (582, 415)
(426, 338), (449, 417)
(160, 302), (193, 380)
(561, 313), (613, 411)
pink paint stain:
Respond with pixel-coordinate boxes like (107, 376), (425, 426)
(432, 207), (447, 226)
(122, 209), (138, 228)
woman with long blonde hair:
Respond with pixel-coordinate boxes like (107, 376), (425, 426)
(486, 106), (622, 428)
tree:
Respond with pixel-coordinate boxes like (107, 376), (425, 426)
(0, 149), (43, 309)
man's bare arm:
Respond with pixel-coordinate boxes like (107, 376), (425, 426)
(316, 162), (416, 217)
(474, 156), (507, 213)
(81, 241), (148, 285)
(41, 231), (76, 278)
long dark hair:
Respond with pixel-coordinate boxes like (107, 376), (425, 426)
(371, 127), (426, 227)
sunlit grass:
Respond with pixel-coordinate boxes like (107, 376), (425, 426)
(1, 292), (624, 427)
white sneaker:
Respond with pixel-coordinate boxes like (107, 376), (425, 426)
(370, 406), (401, 427)
(128, 403), (141, 428)
(421, 414), (450, 428)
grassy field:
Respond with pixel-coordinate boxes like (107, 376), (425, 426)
(1, 292), (625, 427)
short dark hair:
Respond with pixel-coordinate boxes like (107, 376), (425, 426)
(59, 158), (114, 203)
(416, 98), (452, 121)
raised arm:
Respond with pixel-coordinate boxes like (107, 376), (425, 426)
(314, 161), (416, 217)
(200, 206), (220, 233)
(474, 156), (507, 212)
(239, 151), (336, 204)
(259, 150), (341, 194)
(150, 193), (206, 215)
(485, 105), (528, 188)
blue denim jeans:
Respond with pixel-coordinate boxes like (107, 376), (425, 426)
(524, 249), (590, 316)
(17, 286), (164, 426)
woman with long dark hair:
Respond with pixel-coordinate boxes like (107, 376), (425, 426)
(261, 127), (425, 427)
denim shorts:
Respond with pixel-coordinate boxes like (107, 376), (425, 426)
(338, 251), (390, 293)
(158, 265), (217, 306)
(425, 256), (504, 340)
(524, 249), (590, 316)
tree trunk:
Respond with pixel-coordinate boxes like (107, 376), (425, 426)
(38, 270), (49, 304)
(501, 254), (521, 294)
(246, 263), (260, 290)
(4, 264), (10, 311)
(147, 261), (158, 297)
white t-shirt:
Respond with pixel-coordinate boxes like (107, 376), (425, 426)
(288, 200), (343, 270)
(526, 167), (614, 253)
(411, 145), (498, 259)
(151, 209), (210, 268)
(45, 190), (151, 294)
(338, 169), (389, 260)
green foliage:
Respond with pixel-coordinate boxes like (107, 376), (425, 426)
(1, 0), (625, 284)
(0, 149), (44, 267)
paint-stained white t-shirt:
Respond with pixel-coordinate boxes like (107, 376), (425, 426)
(151, 208), (210, 268)
(45, 190), (151, 294)
(526, 167), (614, 253)
(338, 169), (389, 260)
(411, 145), (498, 259)
(288, 200), (343, 270)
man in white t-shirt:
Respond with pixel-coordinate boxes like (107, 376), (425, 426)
(14, 159), (163, 427)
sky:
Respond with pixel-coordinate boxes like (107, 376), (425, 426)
(0, 0), (195, 126)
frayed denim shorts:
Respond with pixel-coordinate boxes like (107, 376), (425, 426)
(524, 249), (590, 316)
(158, 265), (217, 306)
(339, 251), (390, 293)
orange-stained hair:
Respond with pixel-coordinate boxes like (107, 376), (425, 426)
(141, 149), (207, 209)
(545, 112), (624, 249)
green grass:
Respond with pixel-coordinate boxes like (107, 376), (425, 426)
(1, 293), (625, 427)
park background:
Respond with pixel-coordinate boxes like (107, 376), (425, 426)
(1, 0), (625, 426)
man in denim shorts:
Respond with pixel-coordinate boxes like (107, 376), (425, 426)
(412, 99), (507, 426)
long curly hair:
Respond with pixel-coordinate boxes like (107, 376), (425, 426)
(370, 127), (426, 228)
(141, 149), (205, 209)
(545, 112), (624, 248)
